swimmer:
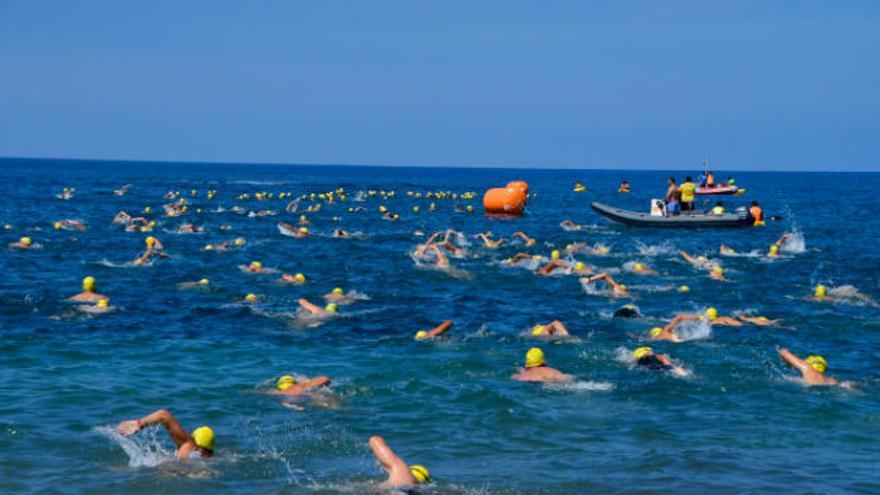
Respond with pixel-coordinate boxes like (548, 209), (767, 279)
(666, 307), (743, 327)
(280, 273), (307, 284)
(581, 273), (629, 297)
(69, 276), (109, 303)
(632, 347), (686, 376)
(736, 315), (781, 326)
(809, 284), (875, 306)
(245, 261), (264, 273)
(176, 222), (203, 234)
(414, 320), (453, 340)
(679, 250), (724, 279)
(646, 324), (682, 343)
(133, 236), (167, 266)
(117, 409), (214, 459)
(773, 232), (793, 249)
(178, 278), (211, 289)
(530, 320), (570, 337)
(768, 244), (780, 257)
(381, 212), (399, 222)
(332, 228), (350, 238)
(323, 287), (355, 304)
(719, 244), (736, 256)
(629, 262), (656, 275)
(9, 237), (33, 250)
(55, 219), (88, 231)
(559, 219), (581, 231)
(368, 436), (431, 488)
(113, 184), (132, 196)
(506, 252), (539, 266)
(512, 232), (536, 247)
(476, 232), (505, 249)
(778, 348), (853, 388)
(511, 348), (572, 383)
(113, 211), (133, 224)
(298, 298), (338, 316)
(536, 259), (570, 276)
(269, 374), (332, 396)
(79, 298), (114, 314)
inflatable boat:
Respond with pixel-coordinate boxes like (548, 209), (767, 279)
(591, 202), (753, 228)
(695, 185), (741, 195)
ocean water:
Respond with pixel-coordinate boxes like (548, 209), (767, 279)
(1, 158), (878, 494)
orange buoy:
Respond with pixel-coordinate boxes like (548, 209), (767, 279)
(483, 181), (528, 215)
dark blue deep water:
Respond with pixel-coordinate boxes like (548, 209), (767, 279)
(1, 158), (878, 494)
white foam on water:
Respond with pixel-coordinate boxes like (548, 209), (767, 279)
(95, 425), (174, 468)
(675, 319), (713, 341)
(635, 241), (675, 256)
(546, 380), (615, 392)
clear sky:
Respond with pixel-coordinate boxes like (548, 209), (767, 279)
(0, 1), (877, 170)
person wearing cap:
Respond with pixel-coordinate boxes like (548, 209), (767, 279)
(368, 435), (431, 488)
(323, 287), (353, 304)
(133, 236), (167, 266)
(664, 308), (743, 328)
(530, 321), (570, 338)
(69, 276), (108, 303)
(9, 237), (33, 250)
(280, 273), (307, 285)
(511, 347), (572, 383)
(777, 348), (853, 387)
(116, 409), (214, 458)
(414, 320), (453, 341)
(270, 374), (332, 396)
(298, 298), (337, 316)
(632, 347), (687, 376)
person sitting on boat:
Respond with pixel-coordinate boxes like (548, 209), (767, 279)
(711, 201), (725, 215)
(665, 196), (681, 217)
(706, 171), (716, 188)
(697, 171), (707, 187)
(679, 177), (696, 211)
(749, 201), (764, 226)
(618, 180), (630, 193)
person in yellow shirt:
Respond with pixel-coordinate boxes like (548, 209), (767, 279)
(678, 176), (696, 211)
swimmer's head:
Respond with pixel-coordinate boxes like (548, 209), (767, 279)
(649, 327), (663, 338)
(633, 346), (653, 360)
(277, 375), (297, 390)
(678, 285), (690, 292)
(574, 261), (586, 271)
(145, 236), (157, 248)
(249, 261), (262, 270)
(96, 298), (109, 308)
(634, 262), (645, 271)
(525, 347), (545, 368)
(245, 293), (258, 303)
(550, 250), (561, 260)
(332, 287), (344, 296)
(705, 307), (719, 320)
(192, 426), (215, 451)
(806, 355), (827, 374)
(414, 330), (428, 340)
(54, 221), (62, 230)
(769, 245), (779, 256)
(299, 227), (308, 234)
(20, 237), (32, 247)
(814, 285), (827, 298)
(199, 278), (210, 285)
(712, 266), (724, 276)
(324, 303), (338, 313)
(144, 206), (152, 213)
(204, 244), (214, 251)
(294, 273), (306, 283)
(618, 284), (627, 291)
(409, 465), (431, 484)
(531, 324), (546, 336)
(82, 276), (96, 293)
(234, 237), (246, 246)
(466, 205), (474, 213)
(148, 221), (157, 227)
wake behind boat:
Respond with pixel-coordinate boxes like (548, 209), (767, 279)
(591, 202), (753, 228)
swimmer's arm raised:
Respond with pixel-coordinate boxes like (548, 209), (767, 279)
(369, 435), (408, 475)
(298, 298), (325, 314)
(778, 348), (810, 374)
(426, 320), (453, 338)
(118, 409), (192, 449)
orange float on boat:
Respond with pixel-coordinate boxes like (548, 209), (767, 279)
(483, 181), (529, 216)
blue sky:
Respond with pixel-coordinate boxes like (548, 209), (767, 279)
(0, 1), (877, 170)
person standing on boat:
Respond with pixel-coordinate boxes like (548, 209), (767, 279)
(664, 177), (678, 201)
(679, 176), (696, 211)
(706, 171), (716, 188)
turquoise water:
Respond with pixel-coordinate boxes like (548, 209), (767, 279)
(1, 158), (878, 494)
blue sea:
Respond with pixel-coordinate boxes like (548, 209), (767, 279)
(1, 158), (878, 494)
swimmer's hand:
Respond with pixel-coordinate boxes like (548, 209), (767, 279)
(117, 419), (142, 436)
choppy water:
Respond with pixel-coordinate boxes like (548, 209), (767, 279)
(1, 158), (878, 494)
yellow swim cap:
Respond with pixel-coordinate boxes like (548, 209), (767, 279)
(332, 287), (344, 296)
(299, 227), (308, 234)
(250, 261), (262, 270)
(409, 465), (430, 484)
(678, 285), (690, 292)
(144, 206), (152, 213)
(712, 266), (724, 275)
(466, 205), (474, 213)
(324, 303), (338, 313)
(705, 307), (719, 320)
(769, 245), (779, 256)
(633, 346), (653, 360)
(634, 262), (645, 271)
(277, 375), (297, 390)
(145, 236), (156, 247)
(618, 284), (627, 291)
(204, 244), (214, 250)
(294, 273), (306, 283)
(815, 285), (827, 298)
(96, 298), (109, 307)
(20, 237), (32, 246)
(806, 355), (827, 373)
(379, 205), (387, 213)
(531, 324), (547, 336)
(649, 327), (663, 338)
(82, 276), (96, 292)
(574, 261), (585, 271)
(525, 347), (545, 368)
(551, 250), (560, 260)
(415, 330), (428, 340)
(245, 293), (257, 303)
(199, 278), (210, 285)
(192, 426), (215, 451)
(149, 221), (156, 227)
(54, 221), (62, 230)
(413, 206), (420, 213)
(234, 237), (246, 246)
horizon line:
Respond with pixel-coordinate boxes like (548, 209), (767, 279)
(0, 155), (877, 174)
